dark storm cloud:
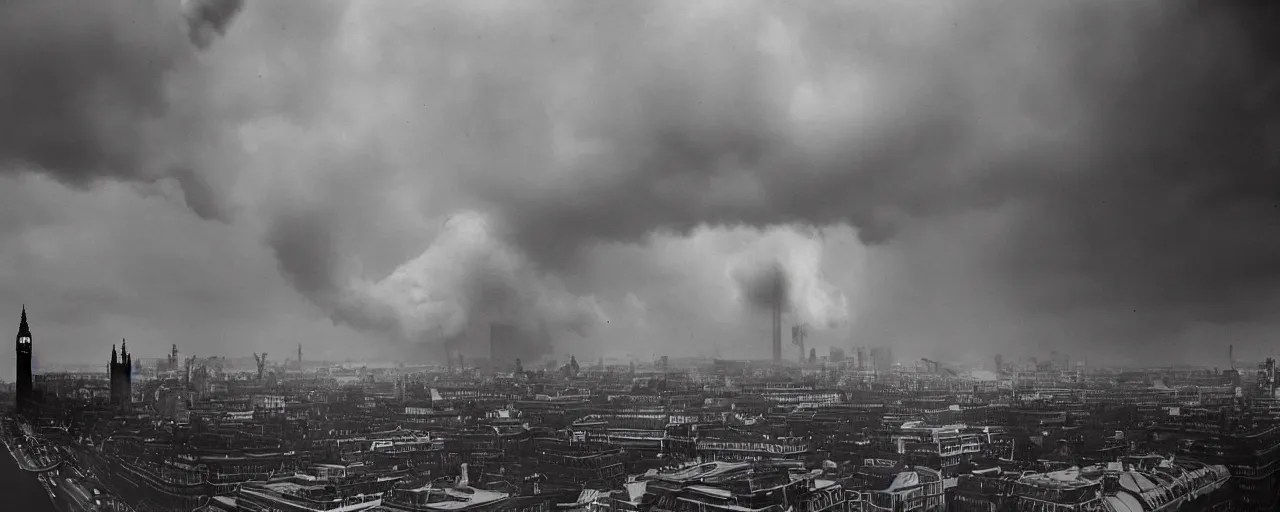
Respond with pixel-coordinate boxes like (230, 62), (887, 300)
(983, 2), (1280, 324)
(527, 3), (1267, 246)
(6, 0), (1278, 364)
(436, 1), (1280, 345)
(0, 0), (242, 221)
(239, 0), (1280, 356)
(170, 167), (228, 222)
(266, 206), (342, 304)
(475, 2), (1015, 263)
(182, 0), (246, 49)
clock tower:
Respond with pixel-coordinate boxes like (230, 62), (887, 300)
(15, 306), (33, 408)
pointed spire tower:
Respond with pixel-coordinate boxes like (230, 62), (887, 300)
(110, 344), (120, 406)
(15, 305), (34, 408)
(18, 305), (30, 338)
(122, 338), (132, 407)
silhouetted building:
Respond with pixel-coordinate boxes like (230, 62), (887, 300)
(165, 343), (179, 372)
(15, 306), (33, 408)
(870, 346), (895, 371)
(110, 339), (133, 408)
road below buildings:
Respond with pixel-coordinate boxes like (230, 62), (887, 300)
(0, 440), (58, 512)
(41, 465), (119, 512)
(3, 419), (119, 512)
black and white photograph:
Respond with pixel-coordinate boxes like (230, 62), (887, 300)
(2, 0), (1279, 510)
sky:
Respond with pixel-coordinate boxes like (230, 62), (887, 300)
(2, 0), (1279, 379)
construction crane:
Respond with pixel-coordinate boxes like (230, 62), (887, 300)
(253, 353), (268, 382)
(920, 358), (957, 377)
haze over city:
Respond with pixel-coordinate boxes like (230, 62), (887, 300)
(1, 0), (1278, 379)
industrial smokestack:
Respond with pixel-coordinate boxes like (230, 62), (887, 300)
(772, 290), (782, 362)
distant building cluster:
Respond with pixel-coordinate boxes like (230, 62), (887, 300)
(5, 306), (1280, 512)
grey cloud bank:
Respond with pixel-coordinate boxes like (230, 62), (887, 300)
(0, 0), (1278, 370)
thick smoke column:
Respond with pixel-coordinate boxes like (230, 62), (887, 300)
(269, 209), (609, 352)
(735, 261), (788, 317)
(181, 0), (246, 50)
(728, 227), (851, 330)
(736, 259), (787, 361)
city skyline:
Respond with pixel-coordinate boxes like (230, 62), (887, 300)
(2, 1), (1280, 511)
(2, 0), (1280, 379)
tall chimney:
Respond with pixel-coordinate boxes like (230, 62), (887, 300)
(772, 292), (782, 362)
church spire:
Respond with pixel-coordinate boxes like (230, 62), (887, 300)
(111, 344), (118, 364)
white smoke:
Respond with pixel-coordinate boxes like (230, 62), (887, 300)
(341, 211), (608, 344)
(727, 226), (850, 329)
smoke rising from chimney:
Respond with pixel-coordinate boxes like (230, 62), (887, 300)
(727, 227), (851, 330)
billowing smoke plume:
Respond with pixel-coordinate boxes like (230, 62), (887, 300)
(733, 260), (787, 312)
(444, 1), (1280, 330)
(181, 0), (246, 49)
(246, 0), (1280, 356)
(728, 228), (850, 329)
(0, 0), (245, 221)
(269, 209), (608, 350)
(7, 0), (1280, 360)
